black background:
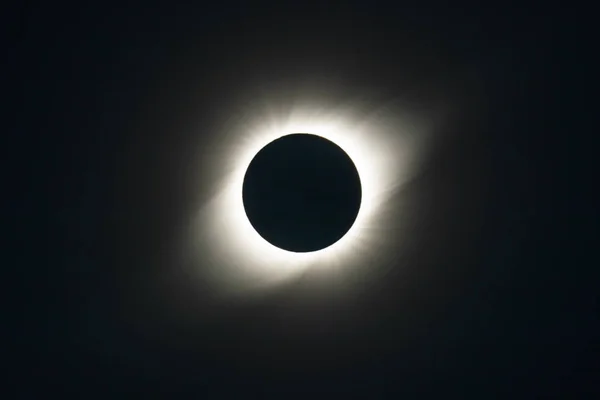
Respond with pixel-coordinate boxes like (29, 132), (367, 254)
(9, 1), (597, 397)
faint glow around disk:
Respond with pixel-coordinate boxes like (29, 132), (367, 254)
(193, 102), (429, 296)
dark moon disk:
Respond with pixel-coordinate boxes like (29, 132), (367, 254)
(242, 133), (362, 253)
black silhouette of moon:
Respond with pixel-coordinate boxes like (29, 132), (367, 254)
(242, 133), (362, 253)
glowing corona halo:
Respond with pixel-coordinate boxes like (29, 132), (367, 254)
(189, 98), (432, 297)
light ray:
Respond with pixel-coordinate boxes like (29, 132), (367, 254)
(187, 96), (432, 297)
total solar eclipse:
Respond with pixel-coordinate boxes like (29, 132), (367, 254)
(242, 133), (362, 253)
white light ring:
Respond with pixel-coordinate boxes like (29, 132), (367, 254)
(186, 96), (434, 298)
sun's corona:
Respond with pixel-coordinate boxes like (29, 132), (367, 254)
(189, 99), (429, 297)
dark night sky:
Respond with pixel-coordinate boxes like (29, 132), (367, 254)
(9, 1), (597, 397)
